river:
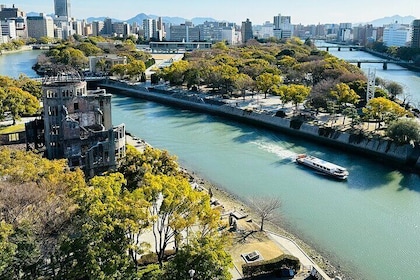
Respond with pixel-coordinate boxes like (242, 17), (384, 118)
(2, 49), (420, 280)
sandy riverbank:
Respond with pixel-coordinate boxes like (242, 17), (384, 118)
(0, 45), (33, 55)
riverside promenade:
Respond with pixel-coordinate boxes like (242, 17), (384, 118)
(98, 78), (420, 174)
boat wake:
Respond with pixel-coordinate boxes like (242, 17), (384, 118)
(251, 141), (297, 161)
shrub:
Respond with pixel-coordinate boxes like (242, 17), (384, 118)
(242, 254), (300, 278)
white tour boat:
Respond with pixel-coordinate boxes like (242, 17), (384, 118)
(296, 154), (349, 180)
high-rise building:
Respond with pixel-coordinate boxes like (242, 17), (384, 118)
(273, 14), (293, 39)
(169, 23), (200, 42)
(241, 18), (253, 43)
(92, 21), (104, 36)
(113, 22), (130, 37)
(383, 22), (411, 47)
(1, 19), (17, 41)
(103, 17), (113, 35)
(143, 18), (157, 40)
(411, 19), (420, 48)
(54, 0), (71, 18)
(0, 4), (27, 39)
(26, 13), (54, 39)
(338, 23), (352, 42)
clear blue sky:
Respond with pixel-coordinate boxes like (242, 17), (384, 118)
(4, 0), (420, 25)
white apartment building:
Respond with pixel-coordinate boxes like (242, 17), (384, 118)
(143, 18), (157, 40)
(0, 19), (17, 42)
(339, 23), (352, 42)
(383, 22), (411, 47)
(273, 14), (293, 39)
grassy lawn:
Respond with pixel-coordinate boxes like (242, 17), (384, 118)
(0, 123), (25, 134)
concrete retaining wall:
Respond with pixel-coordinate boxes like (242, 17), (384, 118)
(98, 80), (420, 172)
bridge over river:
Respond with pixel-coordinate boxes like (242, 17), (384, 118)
(344, 59), (413, 70)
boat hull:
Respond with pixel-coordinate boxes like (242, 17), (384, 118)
(296, 155), (349, 180)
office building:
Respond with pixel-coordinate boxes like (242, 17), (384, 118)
(26, 14), (54, 39)
(0, 4), (25, 20)
(103, 18), (113, 35)
(0, 4), (26, 38)
(169, 23), (200, 42)
(411, 19), (420, 48)
(383, 22), (411, 47)
(92, 21), (104, 36)
(113, 22), (130, 37)
(273, 14), (293, 39)
(54, 0), (71, 19)
(241, 18), (253, 43)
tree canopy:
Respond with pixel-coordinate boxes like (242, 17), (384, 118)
(0, 146), (232, 279)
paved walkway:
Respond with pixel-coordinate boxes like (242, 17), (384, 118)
(267, 232), (331, 280)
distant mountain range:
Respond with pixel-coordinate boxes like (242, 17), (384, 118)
(86, 14), (418, 27)
(357, 15), (416, 27)
(28, 12), (416, 27)
(86, 13), (217, 26)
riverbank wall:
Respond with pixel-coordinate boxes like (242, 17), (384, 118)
(97, 79), (420, 173)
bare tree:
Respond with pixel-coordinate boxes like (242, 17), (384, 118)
(248, 196), (282, 231)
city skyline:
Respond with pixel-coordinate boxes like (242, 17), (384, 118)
(3, 0), (420, 25)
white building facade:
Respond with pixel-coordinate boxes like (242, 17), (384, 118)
(383, 23), (411, 47)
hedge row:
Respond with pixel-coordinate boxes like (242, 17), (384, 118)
(242, 254), (301, 278)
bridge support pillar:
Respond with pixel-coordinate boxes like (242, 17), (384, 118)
(383, 62), (388, 70)
(357, 62), (361, 68)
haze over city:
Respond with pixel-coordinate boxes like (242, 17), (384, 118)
(4, 0), (420, 25)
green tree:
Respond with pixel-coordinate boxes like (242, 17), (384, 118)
(209, 64), (238, 95)
(127, 60), (146, 81)
(386, 118), (420, 144)
(111, 63), (128, 79)
(77, 42), (103, 56)
(363, 97), (411, 129)
(330, 82), (360, 110)
(163, 235), (233, 280)
(2, 86), (39, 124)
(0, 148), (86, 279)
(0, 222), (16, 275)
(162, 60), (189, 86)
(234, 73), (254, 100)
(277, 84), (311, 112)
(141, 174), (208, 267)
(16, 74), (42, 99)
(117, 145), (180, 192)
(342, 107), (360, 128)
(61, 172), (149, 279)
(256, 72), (283, 99)
(385, 81), (404, 100)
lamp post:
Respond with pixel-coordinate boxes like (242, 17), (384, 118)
(188, 269), (195, 280)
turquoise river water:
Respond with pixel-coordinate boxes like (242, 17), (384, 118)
(1, 49), (420, 280)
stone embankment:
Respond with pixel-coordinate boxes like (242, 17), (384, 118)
(98, 79), (420, 173)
